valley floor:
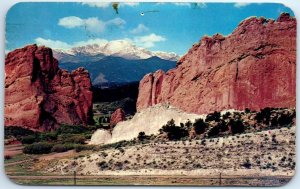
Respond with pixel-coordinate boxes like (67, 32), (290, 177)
(5, 126), (295, 186)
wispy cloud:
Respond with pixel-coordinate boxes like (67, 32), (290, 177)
(156, 2), (206, 8)
(193, 3), (207, 8)
(119, 2), (139, 7)
(130, 24), (149, 34)
(81, 2), (110, 8)
(173, 3), (191, 7)
(81, 2), (139, 8)
(73, 38), (109, 47)
(106, 18), (126, 28)
(58, 16), (85, 28)
(234, 3), (251, 8)
(58, 16), (126, 33)
(134, 33), (166, 48)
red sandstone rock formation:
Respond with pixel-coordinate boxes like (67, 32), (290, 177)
(137, 13), (296, 114)
(110, 108), (126, 127)
(5, 44), (94, 131)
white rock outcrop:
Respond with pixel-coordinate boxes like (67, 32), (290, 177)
(89, 104), (204, 145)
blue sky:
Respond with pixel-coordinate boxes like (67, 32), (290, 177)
(6, 2), (294, 55)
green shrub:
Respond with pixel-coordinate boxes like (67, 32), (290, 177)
(242, 159), (252, 169)
(222, 112), (231, 120)
(84, 133), (93, 139)
(56, 125), (93, 134)
(98, 161), (109, 170)
(245, 108), (251, 113)
(184, 120), (192, 128)
(118, 148), (125, 153)
(51, 144), (74, 153)
(74, 144), (97, 152)
(160, 119), (188, 140)
(5, 126), (36, 139)
(278, 113), (294, 126)
(39, 132), (58, 141)
(23, 143), (54, 154)
(218, 120), (229, 132)
(137, 132), (151, 142)
(207, 126), (220, 138)
(59, 134), (86, 144)
(99, 140), (136, 151)
(205, 111), (221, 122)
(271, 116), (279, 127)
(255, 107), (272, 124)
(21, 135), (37, 144)
(229, 119), (245, 135)
(138, 132), (146, 141)
(193, 119), (208, 135)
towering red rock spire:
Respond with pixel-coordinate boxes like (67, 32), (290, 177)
(5, 44), (94, 131)
(137, 13), (296, 114)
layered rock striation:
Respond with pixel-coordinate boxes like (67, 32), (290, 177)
(5, 44), (94, 131)
(137, 13), (296, 114)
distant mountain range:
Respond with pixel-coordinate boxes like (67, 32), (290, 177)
(53, 40), (178, 87)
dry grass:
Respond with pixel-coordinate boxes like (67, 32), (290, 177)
(44, 126), (295, 177)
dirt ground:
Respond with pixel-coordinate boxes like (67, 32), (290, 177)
(4, 144), (23, 157)
(8, 175), (292, 186)
(5, 126), (295, 186)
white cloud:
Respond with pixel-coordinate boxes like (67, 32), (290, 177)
(73, 38), (108, 47)
(81, 2), (111, 8)
(155, 2), (206, 8)
(35, 33), (166, 51)
(130, 24), (149, 34)
(58, 16), (125, 33)
(119, 2), (139, 7)
(134, 33), (166, 48)
(234, 3), (250, 8)
(106, 18), (126, 28)
(81, 2), (139, 8)
(58, 16), (105, 33)
(84, 17), (106, 33)
(35, 37), (73, 49)
(193, 3), (207, 8)
(35, 37), (109, 50)
(173, 3), (191, 7)
(58, 16), (84, 28)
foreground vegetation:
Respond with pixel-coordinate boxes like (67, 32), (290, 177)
(5, 125), (101, 155)
(5, 107), (295, 156)
(4, 107), (295, 186)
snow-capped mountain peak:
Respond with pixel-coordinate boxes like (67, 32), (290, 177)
(53, 40), (179, 61)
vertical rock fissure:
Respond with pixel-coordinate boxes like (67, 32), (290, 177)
(235, 62), (239, 82)
(148, 75), (154, 107)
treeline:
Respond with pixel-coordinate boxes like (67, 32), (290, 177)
(92, 82), (139, 102)
(157, 107), (295, 141)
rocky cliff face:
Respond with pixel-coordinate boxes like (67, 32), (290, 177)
(137, 13), (296, 114)
(110, 108), (126, 127)
(5, 44), (94, 131)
